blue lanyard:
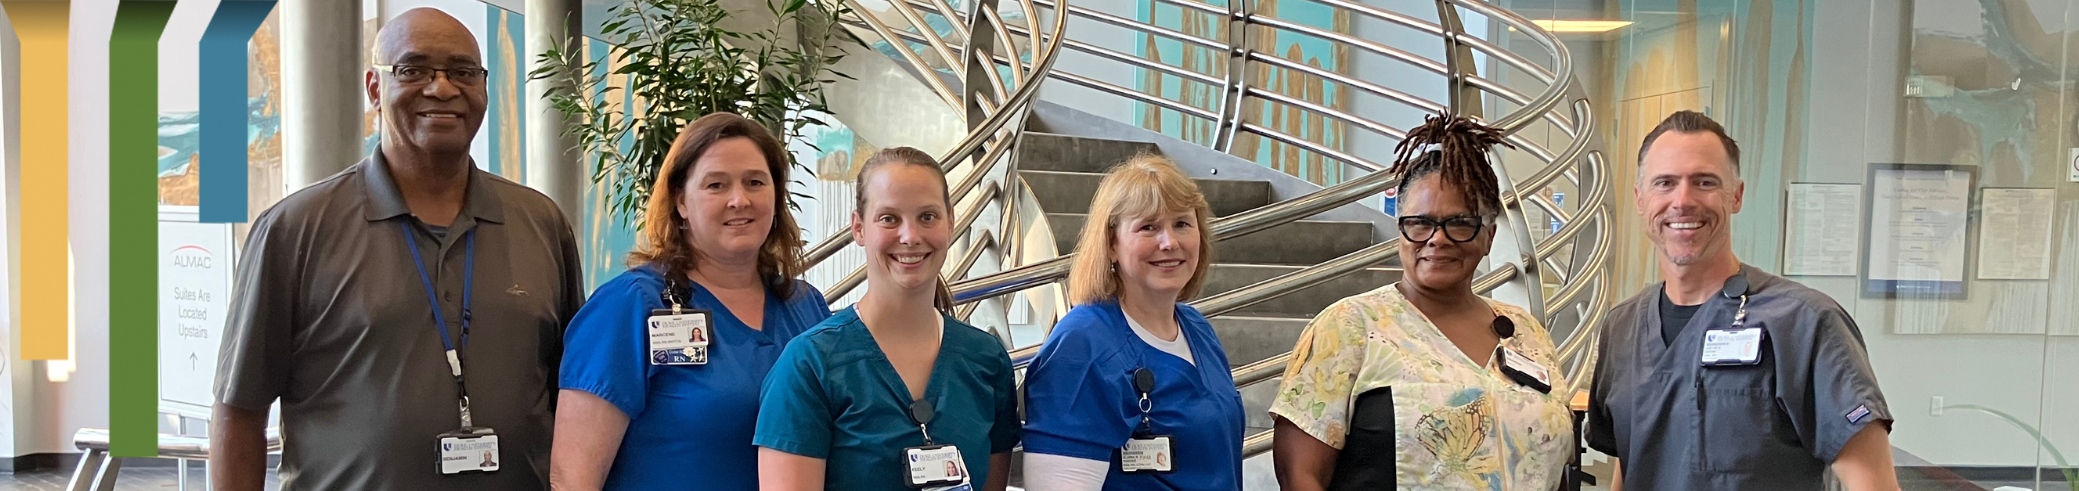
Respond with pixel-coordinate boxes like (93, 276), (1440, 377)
(401, 221), (477, 427)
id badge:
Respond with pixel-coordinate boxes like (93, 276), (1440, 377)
(648, 309), (711, 366)
(1497, 347), (1552, 393)
(1700, 327), (1765, 366)
(435, 428), (500, 475)
(902, 444), (969, 489)
(1119, 435), (1174, 473)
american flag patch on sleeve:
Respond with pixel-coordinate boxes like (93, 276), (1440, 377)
(1846, 405), (1872, 424)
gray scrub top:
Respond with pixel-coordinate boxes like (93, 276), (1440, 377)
(1586, 264), (1890, 491)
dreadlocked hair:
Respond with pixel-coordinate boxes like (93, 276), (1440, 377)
(1388, 113), (1514, 220)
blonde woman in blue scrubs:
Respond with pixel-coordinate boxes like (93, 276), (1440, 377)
(755, 147), (1020, 491)
(1021, 155), (1244, 491)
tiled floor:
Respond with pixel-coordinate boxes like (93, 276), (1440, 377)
(0, 461), (279, 491)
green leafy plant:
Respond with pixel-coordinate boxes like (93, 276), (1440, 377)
(532, 0), (858, 228)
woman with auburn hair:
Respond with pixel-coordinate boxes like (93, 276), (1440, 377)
(1020, 155), (1244, 491)
(552, 112), (832, 491)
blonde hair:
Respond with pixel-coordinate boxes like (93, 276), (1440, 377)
(627, 112), (805, 298)
(854, 147), (956, 313)
(1066, 154), (1216, 305)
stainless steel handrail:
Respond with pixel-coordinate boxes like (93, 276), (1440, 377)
(801, 0), (1069, 273)
(919, 0), (1612, 467)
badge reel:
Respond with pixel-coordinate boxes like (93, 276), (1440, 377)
(1119, 368), (1174, 473)
(902, 400), (972, 491)
(648, 288), (712, 366)
(1700, 294), (1765, 367)
(1488, 315), (1552, 394)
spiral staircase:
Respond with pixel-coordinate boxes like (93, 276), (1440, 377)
(805, 0), (1616, 487)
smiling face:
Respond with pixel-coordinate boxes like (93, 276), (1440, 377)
(851, 163), (954, 295)
(366, 9), (486, 159)
(1396, 175), (1494, 291)
(1635, 130), (1744, 268)
(675, 137), (776, 265)
(1109, 208), (1202, 304)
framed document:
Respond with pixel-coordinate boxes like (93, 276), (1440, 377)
(1861, 164), (1974, 298)
(1974, 188), (2057, 280)
(1781, 183), (1862, 276)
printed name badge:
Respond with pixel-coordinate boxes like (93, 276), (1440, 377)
(1498, 347), (1552, 393)
(1700, 327), (1765, 366)
(903, 444), (970, 490)
(435, 429), (500, 475)
(648, 309), (712, 366)
(1120, 435), (1175, 473)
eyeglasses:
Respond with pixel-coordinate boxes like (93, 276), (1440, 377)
(1398, 214), (1486, 243)
(373, 64), (489, 86)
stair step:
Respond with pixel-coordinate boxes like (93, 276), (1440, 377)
(1199, 263), (1398, 317)
(1022, 170), (1270, 217)
(1017, 132), (1164, 173)
(1207, 316), (1311, 369)
(1047, 213), (1377, 266)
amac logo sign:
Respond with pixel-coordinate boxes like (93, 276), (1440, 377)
(171, 245), (213, 269)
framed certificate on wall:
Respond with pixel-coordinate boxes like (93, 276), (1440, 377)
(1861, 164), (1974, 299)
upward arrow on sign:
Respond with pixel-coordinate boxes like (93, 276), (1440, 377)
(190, 352), (198, 370)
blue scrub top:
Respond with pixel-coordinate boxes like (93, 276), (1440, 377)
(559, 265), (831, 491)
(1021, 301), (1245, 491)
(753, 307), (1021, 491)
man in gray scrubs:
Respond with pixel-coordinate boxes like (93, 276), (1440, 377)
(209, 8), (584, 490)
(1586, 111), (1898, 490)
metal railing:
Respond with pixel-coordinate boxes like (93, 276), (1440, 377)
(921, 0), (1615, 462)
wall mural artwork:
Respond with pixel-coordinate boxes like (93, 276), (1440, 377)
(1897, 0), (2079, 335)
(486, 4), (528, 181)
(159, 7), (284, 213)
(1134, 0), (1350, 186)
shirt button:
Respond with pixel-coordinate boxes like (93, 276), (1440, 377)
(445, 292), (455, 302)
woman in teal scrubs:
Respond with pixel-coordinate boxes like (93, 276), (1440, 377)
(755, 147), (1020, 491)
(550, 113), (831, 491)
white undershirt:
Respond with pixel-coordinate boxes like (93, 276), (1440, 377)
(1123, 309), (1194, 366)
(1022, 452), (1110, 491)
(1024, 307), (1195, 491)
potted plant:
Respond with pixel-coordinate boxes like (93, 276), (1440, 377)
(532, 0), (858, 228)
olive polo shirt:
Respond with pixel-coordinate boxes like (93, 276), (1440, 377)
(214, 154), (585, 490)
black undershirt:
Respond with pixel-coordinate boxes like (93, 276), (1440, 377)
(1659, 290), (1702, 347)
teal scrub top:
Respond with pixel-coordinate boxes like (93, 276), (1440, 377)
(754, 307), (1021, 491)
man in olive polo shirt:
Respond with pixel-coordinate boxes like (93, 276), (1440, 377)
(209, 8), (584, 490)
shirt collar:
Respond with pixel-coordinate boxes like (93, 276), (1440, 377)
(359, 152), (506, 224)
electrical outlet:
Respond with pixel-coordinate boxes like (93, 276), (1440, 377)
(1931, 396), (1945, 417)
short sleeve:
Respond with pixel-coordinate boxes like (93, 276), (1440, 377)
(754, 338), (836, 459)
(990, 344), (1023, 454)
(557, 277), (656, 418)
(1266, 301), (1368, 449)
(1020, 314), (1133, 460)
(1791, 308), (1890, 463)
(214, 208), (298, 411)
(1584, 322), (1619, 456)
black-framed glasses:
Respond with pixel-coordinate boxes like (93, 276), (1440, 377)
(373, 64), (489, 86)
(1398, 214), (1486, 243)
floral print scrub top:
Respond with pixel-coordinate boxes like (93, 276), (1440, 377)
(1268, 283), (1575, 490)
